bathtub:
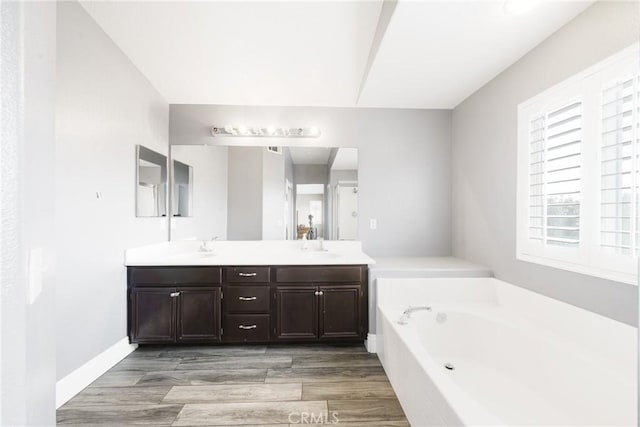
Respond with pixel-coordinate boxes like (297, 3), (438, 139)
(376, 277), (637, 426)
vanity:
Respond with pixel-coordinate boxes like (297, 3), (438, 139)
(126, 241), (372, 345)
(131, 143), (370, 345)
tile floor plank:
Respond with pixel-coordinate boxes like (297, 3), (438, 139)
(89, 370), (146, 388)
(112, 357), (181, 372)
(163, 383), (302, 403)
(288, 422), (410, 427)
(158, 345), (267, 358)
(173, 401), (328, 426)
(302, 381), (396, 400)
(137, 369), (268, 386)
(266, 344), (366, 355)
(56, 404), (183, 425)
(64, 386), (172, 406)
(327, 399), (406, 423)
(266, 366), (388, 383)
(177, 355), (291, 370)
(292, 353), (381, 368)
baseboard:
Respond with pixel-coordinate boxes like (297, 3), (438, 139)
(56, 337), (137, 408)
(365, 333), (377, 353)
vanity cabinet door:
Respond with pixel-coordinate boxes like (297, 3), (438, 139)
(177, 287), (221, 343)
(275, 286), (318, 340)
(319, 286), (362, 340)
(132, 287), (176, 343)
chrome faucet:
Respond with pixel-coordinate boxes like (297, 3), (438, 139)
(200, 236), (218, 252)
(397, 306), (432, 325)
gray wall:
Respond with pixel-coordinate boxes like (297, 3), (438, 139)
(1, 1), (57, 424)
(56, 1), (169, 379)
(227, 147), (263, 240)
(452, 1), (640, 326)
(170, 105), (452, 256)
(294, 164), (329, 185)
(262, 149), (286, 240)
(329, 169), (358, 186)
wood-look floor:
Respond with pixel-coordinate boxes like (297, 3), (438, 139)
(57, 344), (409, 426)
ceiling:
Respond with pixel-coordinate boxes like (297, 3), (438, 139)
(80, 0), (593, 109)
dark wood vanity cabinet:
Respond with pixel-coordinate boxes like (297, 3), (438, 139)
(177, 287), (221, 343)
(131, 287), (176, 343)
(275, 286), (319, 340)
(128, 265), (367, 345)
(128, 267), (222, 344)
(319, 285), (362, 339)
(222, 267), (271, 343)
(273, 266), (367, 341)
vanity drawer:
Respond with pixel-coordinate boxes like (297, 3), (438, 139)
(223, 314), (270, 342)
(223, 286), (270, 313)
(274, 266), (362, 283)
(131, 267), (222, 285)
(223, 267), (270, 283)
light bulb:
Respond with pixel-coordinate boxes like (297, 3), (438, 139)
(238, 125), (248, 135)
(503, 0), (539, 15)
(224, 125), (234, 134)
(309, 126), (319, 136)
(267, 125), (276, 135)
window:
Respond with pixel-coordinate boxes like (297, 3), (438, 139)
(517, 43), (640, 285)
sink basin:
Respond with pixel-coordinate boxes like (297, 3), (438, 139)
(301, 251), (342, 260)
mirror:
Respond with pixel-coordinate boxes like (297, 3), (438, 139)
(136, 145), (168, 217)
(169, 145), (358, 241)
(172, 159), (193, 217)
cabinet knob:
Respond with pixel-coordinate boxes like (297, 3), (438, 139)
(314, 291), (324, 296)
(238, 296), (257, 301)
(238, 272), (257, 277)
(170, 292), (180, 297)
(238, 324), (257, 330)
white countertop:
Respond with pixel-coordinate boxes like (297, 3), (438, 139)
(370, 256), (492, 277)
(124, 240), (375, 266)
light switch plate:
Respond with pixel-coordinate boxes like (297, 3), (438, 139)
(370, 219), (377, 230)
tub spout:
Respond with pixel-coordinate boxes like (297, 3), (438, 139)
(397, 306), (432, 325)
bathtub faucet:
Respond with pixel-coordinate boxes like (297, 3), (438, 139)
(397, 306), (432, 325)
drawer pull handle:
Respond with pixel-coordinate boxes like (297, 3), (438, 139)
(238, 272), (257, 277)
(238, 324), (257, 330)
(238, 296), (257, 301)
(314, 291), (324, 296)
(170, 292), (180, 297)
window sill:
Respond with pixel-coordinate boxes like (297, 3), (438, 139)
(516, 252), (637, 286)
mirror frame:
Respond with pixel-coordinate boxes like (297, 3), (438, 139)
(135, 144), (168, 218)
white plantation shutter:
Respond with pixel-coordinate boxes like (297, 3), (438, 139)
(528, 116), (545, 241)
(600, 77), (638, 255)
(528, 101), (582, 247)
(517, 44), (639, 284)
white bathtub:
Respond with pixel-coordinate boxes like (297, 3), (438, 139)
(376, 277), (637, 426)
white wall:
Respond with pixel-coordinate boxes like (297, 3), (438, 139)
(171, 145), (228, 241)
(452, 1), (640, 325)
(56, 1), (169, 379)
(170, 105), (452, 256)
(1, 1), (57, 424)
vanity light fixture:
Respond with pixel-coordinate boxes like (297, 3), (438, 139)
(503, 0), (539, 15)
(211, 125), (322, 138)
